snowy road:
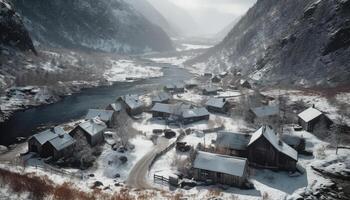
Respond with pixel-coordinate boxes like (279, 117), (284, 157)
(126, 137), (169, 189)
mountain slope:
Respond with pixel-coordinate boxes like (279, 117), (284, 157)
(12, 0), (174, 54)
(190, 0), (350, 87)
(0, 0), (36, 53)
(126, 0), (178, 37)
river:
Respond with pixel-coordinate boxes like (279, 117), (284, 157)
(0, 65), (192, 146)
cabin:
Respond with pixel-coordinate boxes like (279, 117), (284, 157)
(70, 119), (107, 146)
(182, 107), (210, 125)
(202, 87), (219, 95)
(106, 102), (122, 113)
(248, 105), (279, 123)
(151, 92), (171, 106)
(240, 79), (252, 89)
(85, 109), (115, 128)
(42, 134), (75, 160)
(151, 103), (191, 120)
(164, 83), (185, 93)
(205, 98), (229, 113)
(298, 106), (332, 132)
(215, 131), (251, 157)
(28, 129), (59, 156)
(192, 151), (249, 188)
(247, 126), (298, 171)
(118, 95), (144, 116)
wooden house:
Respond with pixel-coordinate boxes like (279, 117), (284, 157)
(202, 87), (219, 95)
(182, 107), (210, 125)
(151, 103), (190, 120)
(42, 133), (75, 160)
(248, 105), (279, 123)
(151, 92), (171, 106)
(211, 75), (221, 83)
(247, 126), (298, 171)
(164, 83), (185, 93)
(118, 95), (144, 116)
(192, 151), (249, 188)
(85, 109), (115, 128)
(28, 129), (58, 156)
(205, 98), (230, 113)
(185, 80), (199, 89)
(70, 119), (107, 146)
(215, 131), (251, 157)
(298, 106), (332, 132)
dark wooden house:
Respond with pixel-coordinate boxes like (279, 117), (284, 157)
(202, 87), (219, 95)
(205, 98), (230, 113)
(247, 126), (298, 171)
(118, 95), (144, 116)
(215, 131), (251, 157)
(164, 83), (185, 93)
(151, 92), (171, 106)
(70, 119), (107, 146)
(42, 134), (75, 160)
(182, 107), (210, 125)
(192, 151), (249, 188)
(85, 109), (115, 128)
(298, 106), (332, 132)
(28, 129), (58, 156)
(248, 105), (279, 123)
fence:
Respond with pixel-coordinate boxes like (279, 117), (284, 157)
(153, 174), (169, 185)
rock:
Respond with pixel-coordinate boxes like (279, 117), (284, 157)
(0, 145), (8, 153)
(114, 173), (120, 178)
(119, 156), (128, 164)
(88, 174), (95, 177)
(93, 181), (103, 188)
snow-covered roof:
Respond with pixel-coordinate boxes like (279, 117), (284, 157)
(107, 103), (122, 112)
(121, 95), (143, 109)
(85, 109), (114, 122)
(152, 92), (170, 102)
(79, 118), (107, 137)
(47, 134), (75, 151)
(248, 126), (298, 161)
(32, 129), (57, 145)
(250, 105), (279, 118)
(298, 107), (322, 122)
(203, 86), (219, 92)
(216, 132), (251, 150)
(281, 134), (302, 146)
(151, 103), (174, 114)
(182, 107), (210, 119)
(205, 98), (227, 108)
(165, 82), (184, 89)
(193, 151), (247, 177)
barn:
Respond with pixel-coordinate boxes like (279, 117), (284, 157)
(42, 134), (76, 160)
(151, 92), (171, 106)
(298, 106), (332, 132)
(118, 95), (144, 116)
(182, 107), (210, 125)
(192, 151), (249, 188)
(70, 119), (107, 146)
(247, 126), (298, 171)
(205, 98), (229, 113)
(85, 109), (115, 128)
(215, 131), (251, 157)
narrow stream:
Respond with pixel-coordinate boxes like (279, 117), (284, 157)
(0, 65), (192, 146)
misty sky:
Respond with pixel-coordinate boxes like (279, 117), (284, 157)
(168, 0), (257, 35)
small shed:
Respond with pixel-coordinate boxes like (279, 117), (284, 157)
(42, 134), (76, 160)
(247, 126), (298, 171)
(151, 92), (171, 106)
(215, 131), (251, 157)
(28, 129), (58, 156)
(119, 95), (144, 116)
(182, 107), (210, 125)
(298, 106), (332, 132)
(193, 151), (249, 188)
(85, 109), (115, 128)
(202, 87), (219, 95)
(70, 118), (107, 146)
(205, 98), (229, 113)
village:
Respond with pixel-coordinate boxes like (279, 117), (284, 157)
(1, 68), (350, 200)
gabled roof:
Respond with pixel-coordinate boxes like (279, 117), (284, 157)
(85, 109), (114, 122)
(151, 103), (174, 114)
(298, 107), (322, 122)
(79, 118), (107, 137)
(182, 107), (210, 119)
(107, 103), (122, 112)
(32, 129), (57, 145)
(248, 126), (298, 161)
(121, 95), (143, 109)
(152, 92), (170, 102)
(193, 151), (247, 177)
(47, 134), (75, 151)
(250, 105), (279, 118)
(205, 98), (227, 109)
(216, 132), (251, 150)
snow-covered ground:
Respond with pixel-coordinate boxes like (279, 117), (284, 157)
(103, 59), (163, 82)
(177, 44), (213, 51)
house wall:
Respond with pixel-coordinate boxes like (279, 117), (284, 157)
(28, 138), (42, 154)
(207, 105), (228, 114)
(183, 115), (210, 125)
(193, 168), (247, 188)
(152, 111), (171, 119)
(52, 144), (75, 160)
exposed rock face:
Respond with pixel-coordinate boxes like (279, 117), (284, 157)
(190, 0), (350, 87)
(0, 0), (36, 54)
(12, 0), (174, 54)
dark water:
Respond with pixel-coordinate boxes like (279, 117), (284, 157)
(0, 66), (192, 146)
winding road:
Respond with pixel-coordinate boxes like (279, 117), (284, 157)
(126, 137), (170, 189)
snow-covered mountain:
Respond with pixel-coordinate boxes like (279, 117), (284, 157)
(126, 0), (179, 37)
(0, 0), (36, 53)
(12, 0), (174, 54)
(189, 0), (350, 87)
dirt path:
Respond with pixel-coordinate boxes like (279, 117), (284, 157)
(126, 137), (169, 189)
